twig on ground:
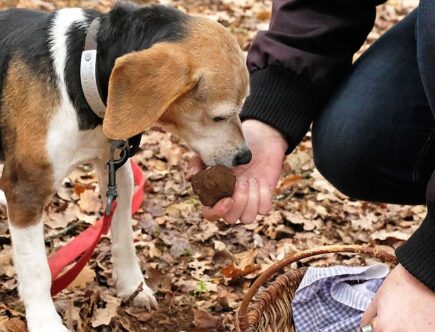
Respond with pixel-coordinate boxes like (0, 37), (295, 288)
(121, 282), (144, 307)
(45, 223), (80, 242)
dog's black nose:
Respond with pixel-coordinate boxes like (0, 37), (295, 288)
(233, 149), (252, 166)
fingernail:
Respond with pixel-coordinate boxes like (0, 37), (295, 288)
(222, 198), (233, 209)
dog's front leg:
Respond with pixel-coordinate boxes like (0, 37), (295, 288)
(9, 222), (67, 331)
(5, 177), (67, 332)
(94, 160), (157, 309)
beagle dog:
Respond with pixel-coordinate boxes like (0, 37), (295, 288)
(0, 2), (251, 331)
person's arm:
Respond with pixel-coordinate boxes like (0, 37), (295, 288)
(396, 171), (435, 291)
(241, 0), (384, 153)
(359, 171), (435, 330)
(190, 0), (386, 223)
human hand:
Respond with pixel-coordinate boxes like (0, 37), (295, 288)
(187, 119), (288, 224)
(360, 263), (435, 331)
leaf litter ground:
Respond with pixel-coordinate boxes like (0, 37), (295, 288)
(0, 0), (421, 331)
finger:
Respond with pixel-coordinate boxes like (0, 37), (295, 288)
(240, 178), (260, 224)
(186, 155), (205, 180)
(361, 293), (379, 325)
(371, 318), (378, 332)
(202, 197), (234, 221)
(223, 178), (249, 224)
(357, 318), (377, 332)
(258, 178), (273, 215)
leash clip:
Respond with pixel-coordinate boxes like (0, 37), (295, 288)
(105, 140), (131, 216)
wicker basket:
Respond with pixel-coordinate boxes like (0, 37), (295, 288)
(235, 245), (398, 332)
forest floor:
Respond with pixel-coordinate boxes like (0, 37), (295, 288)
(0, 0), (422, 331)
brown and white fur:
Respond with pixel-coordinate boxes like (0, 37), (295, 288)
(0, 3), (250, 331)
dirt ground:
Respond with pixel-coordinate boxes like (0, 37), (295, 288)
(0, 0), (422, 331)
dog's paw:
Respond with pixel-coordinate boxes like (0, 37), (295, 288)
(44, 322), (69, 332)
(120, 283), (158, 311)
(29, 321), (69, 332)
(27, 310), (68, 332)
(131, 286), (158, 310)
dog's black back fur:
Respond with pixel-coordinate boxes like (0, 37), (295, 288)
(0, 9), (55, 79)
(0, 3), (189, 140)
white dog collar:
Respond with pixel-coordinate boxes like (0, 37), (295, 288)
(80, 18), (106, 118)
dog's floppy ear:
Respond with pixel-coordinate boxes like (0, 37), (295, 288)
(103, 43), (196, 139)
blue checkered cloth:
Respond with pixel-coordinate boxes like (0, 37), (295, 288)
(292, 264), (389, 332)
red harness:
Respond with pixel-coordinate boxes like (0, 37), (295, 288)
(48, 160), (145, 296)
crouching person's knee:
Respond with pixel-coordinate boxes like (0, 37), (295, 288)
(312, 117), (379, 202)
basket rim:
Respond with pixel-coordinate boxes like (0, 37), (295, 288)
(235, 244), (398, 332)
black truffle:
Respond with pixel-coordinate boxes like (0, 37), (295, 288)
(190, 165), (236, 206)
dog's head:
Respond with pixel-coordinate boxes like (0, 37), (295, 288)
(103, 16), (251, 167)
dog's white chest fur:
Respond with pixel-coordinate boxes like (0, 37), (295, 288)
(47, 8), (109, 185)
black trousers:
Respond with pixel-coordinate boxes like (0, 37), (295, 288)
(312, 9), (435, 205)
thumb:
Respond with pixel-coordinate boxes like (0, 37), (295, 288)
(360, 292), (379, 326)
(186, 155), (205, 180)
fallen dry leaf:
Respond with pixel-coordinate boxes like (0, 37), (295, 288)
(64, 300), (83, 332)
(0, 247), (15, 278)
(45, 203), (79, 229)
(91, 294), (121, 328)
(66, 265), (96, 291)
(146, 267), (172, 293)
(277, 174), (302, 193)
(78, 189), (102, 214)
(0, 317), (26, 332)
(371, 229), (410, 241)
(193, 308), (221, 329)
(221, 250), (261, 279)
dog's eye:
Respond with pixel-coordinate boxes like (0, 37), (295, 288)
(213, 116), (226, 123)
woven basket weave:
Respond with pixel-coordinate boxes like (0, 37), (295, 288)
(235, 245), (398, 332)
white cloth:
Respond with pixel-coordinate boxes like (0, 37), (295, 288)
(292, 264), (389, 332)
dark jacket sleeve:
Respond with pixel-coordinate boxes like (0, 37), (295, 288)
(240, 0), (386, 152)
(396, 171), (435, 291)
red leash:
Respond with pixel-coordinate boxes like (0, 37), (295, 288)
(48, 160), (146, 296)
